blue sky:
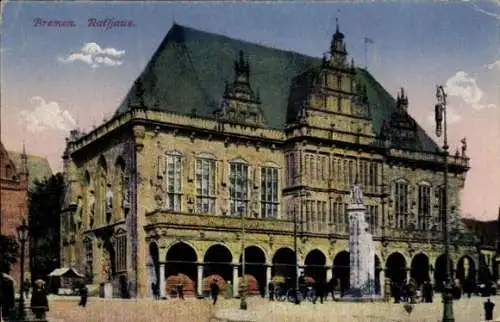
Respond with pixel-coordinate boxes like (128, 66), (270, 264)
(1, 1), (499, 219)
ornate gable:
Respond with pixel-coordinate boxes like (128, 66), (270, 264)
(216, 50), (266, 127)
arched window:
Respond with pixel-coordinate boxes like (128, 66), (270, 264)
(417, 183), (431, 230)
(96, 156), (108, 226)
(165, 152), (182, 211)
(83, 237), (94, 283)
(195, 154), (216, 214)
(115, 229), (127, 273)
(115, 157), (126, 221)
(394, 180), (408, 229)
(260, 165), (279, 218)
(229, 160), (248, 216)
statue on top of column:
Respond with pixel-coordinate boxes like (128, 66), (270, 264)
(350, 184), (364, 205)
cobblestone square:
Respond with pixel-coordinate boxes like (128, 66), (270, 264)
(44, 295), (500, 322)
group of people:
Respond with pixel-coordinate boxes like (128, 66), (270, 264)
(151, 280), (221, 305)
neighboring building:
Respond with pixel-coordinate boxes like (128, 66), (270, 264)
(60, 23), (476, 298)
(0, 141), (52, 287)
(461, 209), (500, 282)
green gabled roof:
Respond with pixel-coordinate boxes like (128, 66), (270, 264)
(8, 151), (53, 190)
(115, 23), (440, 153)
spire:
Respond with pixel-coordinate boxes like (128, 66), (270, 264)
(397, 87), (408, 111)
(234, 50), (250, 84)
(21, 141), (28, 175)
(330, 14), (347, 65)
(336, 17), (339, 34)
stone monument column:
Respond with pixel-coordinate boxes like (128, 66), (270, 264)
(379, 270), (385, 297)
(159, 263), (166, 298)
(197, 264), (203, 296)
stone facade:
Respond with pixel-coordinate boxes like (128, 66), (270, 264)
(0, 141), (29, 287)
(60, 23), (479, 298)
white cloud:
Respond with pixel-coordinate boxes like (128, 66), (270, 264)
(486, 59), (500, 70)
(58, 42), (125, 68)
(19, 96), (76, 133)
(444, 71), (496, 110)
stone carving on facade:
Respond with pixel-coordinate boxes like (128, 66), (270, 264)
(132, 125), (146, 152)
(102, 247), (113, 282)
(350, 184), (364, 204)
(106, 184), (113, 214)
(123, 175), (131, 212)
(89, 190), (96, 228)
(74, 195), (83, 229)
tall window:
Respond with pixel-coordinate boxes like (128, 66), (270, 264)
(286, 153), (297, 186)
(166, 153), (182, 211)
(229, 161), (248, 216)
(84, 238), (93, 283)
(436, 186), (445, 231)
(394, 180), (409, 228)
(348, 159), (355, 185)
(418, 184), (431, 230)
(115, 233), (127, 272)
(196, 158), (216, 214)
(367, 205), (379, 235)
(261, 167), (279, 218)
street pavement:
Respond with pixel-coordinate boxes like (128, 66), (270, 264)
(39, 294), (500, 322)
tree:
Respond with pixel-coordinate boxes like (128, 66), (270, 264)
(28, 173), (64, 280)
(0, 234), (19, 274)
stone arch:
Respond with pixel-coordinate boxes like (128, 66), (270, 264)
(272, 247), (296, 282)
(203, 244), (233, 296)
(385, 252), (407, 285)
(304, 249), (327, 284)
(165, 242), (198, 297)
(166, 240), (202, 261)
(148, 242), (160, 297)
(333, 251), (350, 291)
(434, 254), (454, 292)
(456, 255), (476, 292)
(410, 253), (430, 287)
(239, 245), (267, 296)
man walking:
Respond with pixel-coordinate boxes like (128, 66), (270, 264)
(177, 282), (184, 300)
(78, 284), (88, 308)
(484, 298), (495, 321)
(313, 279), (325, 304)
(210, 280), (220, 305)
(268, 281), (275, 301)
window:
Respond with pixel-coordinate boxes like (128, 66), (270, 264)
(196, 158), (216, 214)
(418, 184), (431, 230)
(436, 186), (445, 231)
(115, 233), (127, 272)
(327, 95), (335, 110)
(337, 97), (342, 112)
(84, 239), (93, 283)
(286, 154), (297, 186)
(166, 153), (182, 211)
(261, 167), (279, 218)
(367, 205), (379, 235)
(394, 181), (409, 228)
(348, 159), (355, 185)
(305, 200), (312, 232)
(337, 76), (342, 90)
(229, 162), (248, 216)
(369, 163), (378, 191)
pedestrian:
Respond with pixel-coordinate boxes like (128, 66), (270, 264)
(177, 282), (184, 300)
(298, 273), (306, 299)
(268, 281), (275, 301)
(313, 279), (325, 304)
(30, 280), (49, 320)
(484, 298), (495, 321)
(23, 278), (31, 299)
(78, 284), (88, 308)
(210, 279), (220, 305)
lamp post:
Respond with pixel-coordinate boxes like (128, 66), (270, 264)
(239, 205), (247, 310)
(434, 85), (454, 322)
(17, 217), (29, 320)
(293, 190), (311, 305)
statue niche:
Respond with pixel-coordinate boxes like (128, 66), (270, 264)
(106, 184), (113, 224)
(74, 196), (83, 230)
(89, 190), (96, 228)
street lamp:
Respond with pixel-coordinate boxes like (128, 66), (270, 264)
(293, 190), (311, 305)
(239, 205), (247, 310)
(434, 85), (454, 322)
(16, 217), (29, 320)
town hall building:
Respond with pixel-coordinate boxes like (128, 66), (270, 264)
(60, 22), (478, 298)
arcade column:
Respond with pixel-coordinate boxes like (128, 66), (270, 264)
(159, 263), (166, 299)
(266, 265), (272, 296)
(326, 267), (333, 282)
(197, 264), (203, 297)
(233, 265), (239, 297)
(379, 269), (386, 297)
